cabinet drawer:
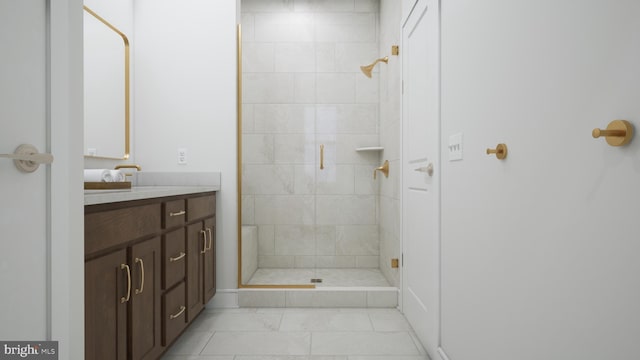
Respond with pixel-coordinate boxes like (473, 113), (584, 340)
(187, 195), (215, 222)
(163, 229), (186, 290)
(85, 203), (161, 255)
(163, 200), (186, 229)
(163, 282), (187, 346)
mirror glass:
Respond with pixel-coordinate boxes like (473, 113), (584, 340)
(83, 6), (130, 159)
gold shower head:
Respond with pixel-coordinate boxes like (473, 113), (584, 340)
(360, 56), (389, 78)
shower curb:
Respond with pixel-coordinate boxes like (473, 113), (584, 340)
(238, 287), (398, 308)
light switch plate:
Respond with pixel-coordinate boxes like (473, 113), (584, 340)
(448, 133), (463, 161)
(178, 148), (187, 165)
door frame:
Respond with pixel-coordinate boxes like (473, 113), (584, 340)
(49, 0), (84, 358)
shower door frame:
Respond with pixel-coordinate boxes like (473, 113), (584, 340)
(236, 23), (316, 289)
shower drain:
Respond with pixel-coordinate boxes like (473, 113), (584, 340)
(310, 278), (323, 283)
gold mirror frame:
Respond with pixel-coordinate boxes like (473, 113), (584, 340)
(83, 5), (130, 160)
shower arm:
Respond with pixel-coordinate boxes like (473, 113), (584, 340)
(360, 56), (389, 78)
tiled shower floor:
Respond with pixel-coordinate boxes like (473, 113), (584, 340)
(246, 268), (391, 287)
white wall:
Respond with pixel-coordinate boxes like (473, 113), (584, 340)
(440, 1), (640, 359)
(134, 0), (239, 292)
(378, 0), (402, 287)
(83, 0), (132, 33)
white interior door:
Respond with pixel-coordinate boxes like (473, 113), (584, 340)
(0, 0), (51, 338)
(401, 0), (440, 357)
(0, 1), (84, 358)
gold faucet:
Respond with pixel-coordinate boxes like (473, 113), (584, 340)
(114, 164), (142, 171)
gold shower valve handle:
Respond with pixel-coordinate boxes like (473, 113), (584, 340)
(592, 120), (633, 146)
(486, 143), (508, 160)
(373, 160), (390, 179)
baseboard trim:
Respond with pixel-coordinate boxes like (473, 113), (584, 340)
(438, 347), (451, 360)
(206, 288), (239, 309)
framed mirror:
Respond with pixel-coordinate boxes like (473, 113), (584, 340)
(83, 5), (130, 159)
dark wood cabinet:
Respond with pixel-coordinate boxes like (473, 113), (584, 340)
(130, 237), (162, 360)
(85, 249), (128, 360)
(85, 192), (215, 360)
(162, 282), (187, 346)
(186, 221), (205, 322)
(163, 228), (186, 290)
(185, 195), (216, 322)
(203, 217), (216, 303)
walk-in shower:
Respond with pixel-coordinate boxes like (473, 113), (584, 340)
(237, 0), (396, 306)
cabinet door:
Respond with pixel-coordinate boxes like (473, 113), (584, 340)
(203, 217), (216, 303)
(186, 222), (205, 322)
(130, 237), (162, 360)
(85, 249), (128, 360)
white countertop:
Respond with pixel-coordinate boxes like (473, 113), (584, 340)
(84, 185), (219, 206)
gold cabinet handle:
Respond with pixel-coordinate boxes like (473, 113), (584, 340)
(200, 229), (207, 254)
(169, 210), (186, 217)
(206, 228), (213, 251)
(120, 264), (131, 303)
(592, 120), (634, 146)
(169, 305), (186, 320)
(169, 252), (186, 262)
(134, 258), (145, 295)
(320, 144), (325, 170)
(486, 143), (508, 160)
(373, 160), (389, 179)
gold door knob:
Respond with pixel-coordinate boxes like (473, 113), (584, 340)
(592, 120), (633, 146)
(486, 143), (508, 160)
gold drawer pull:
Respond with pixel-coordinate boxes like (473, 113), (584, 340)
(120, 264), (131, 303)
(169, 210), (186, 217)
(206, 228), (213, 251)
(134, 258), (145, 295)
(200, 230), (207, 254)
(169, 305), (186, 320)
(169, 252), (186, 262)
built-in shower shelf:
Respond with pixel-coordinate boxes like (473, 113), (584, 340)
(355, 146), (384, 152)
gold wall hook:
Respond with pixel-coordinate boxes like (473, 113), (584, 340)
(374, 160), (390, 179)
(592, 120), (634, 146)
(486, 143), (508, 160)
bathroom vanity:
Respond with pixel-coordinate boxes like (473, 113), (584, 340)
(84, 187), (217, 359)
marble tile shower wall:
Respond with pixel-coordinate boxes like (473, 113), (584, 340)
(241, 0), (382, 271)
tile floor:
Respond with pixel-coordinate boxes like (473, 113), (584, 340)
(161, 308), (429, 360)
